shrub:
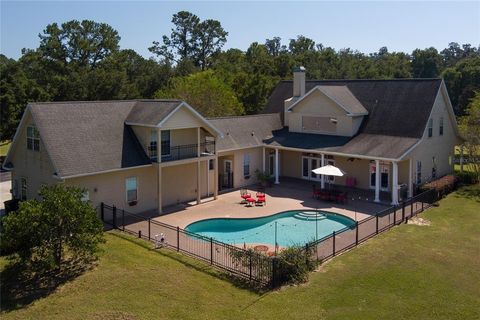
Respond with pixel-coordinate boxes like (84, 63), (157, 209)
(274, 245), (316, 286)
(456, 171), (480, 185)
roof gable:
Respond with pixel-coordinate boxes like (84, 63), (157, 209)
(264, 79), (443, 139)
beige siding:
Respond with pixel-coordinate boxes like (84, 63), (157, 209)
(288, 90), (362, 136)
(171, 128), (197, 146)
(131, 125), (153, 155)
(9, 110), (58, 200)
(218, 147), (263, 188)
(161, 106), (204, 129)
(65, 165), (157, 213)
(406, 87), (460, 184)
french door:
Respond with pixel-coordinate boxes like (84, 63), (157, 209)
(302, 156), (321, 181)
(369, 162), (389, 191)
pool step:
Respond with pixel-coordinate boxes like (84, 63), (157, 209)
(293, 212), (327, 221)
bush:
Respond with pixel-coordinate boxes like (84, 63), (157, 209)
(456, 171), (480, 185)
(274, 245), (316, 286)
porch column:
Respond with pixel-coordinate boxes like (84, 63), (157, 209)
(374, 159), (380, 203)
(321, 154), (325, 189)
(262, 147), (266, 172)
(197, 160), (201, 204)
(157, 129), (162, 213)
(197, 127), (201, 157)
(408, 158), (413, 198)
(274, 148), (279, 184)
(391, 161), (399, 205)
(460, 145), (464, 173)
(213, 156), (218, 200)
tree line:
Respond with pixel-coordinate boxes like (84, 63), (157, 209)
(1, 11), (479, 141)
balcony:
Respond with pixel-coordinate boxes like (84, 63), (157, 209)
(149, 141), (215, 163)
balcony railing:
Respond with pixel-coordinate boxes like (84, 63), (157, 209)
(156, 141), (215, 162)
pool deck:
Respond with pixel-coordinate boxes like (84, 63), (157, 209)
(152, 179), (390, 229)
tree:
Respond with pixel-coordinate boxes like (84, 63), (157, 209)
(265, 37), (286, 56)
(459, 92), (480, 182)
(1, 185), (104, 268)
(411, 47), (442, 78)
(155, 70), (244, 117)
(288, 35), (316, 55)
(38, 20), (120, 68)
(195, 19), (228, 70)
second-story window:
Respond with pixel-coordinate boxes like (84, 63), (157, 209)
(243, 153), (250, 179)
(428, 118), (433, 138)
(439, 117), (444, 136)
(27, 126), (40, 151)
(161, 130), (170, 157)
(149, 130), (157, 161)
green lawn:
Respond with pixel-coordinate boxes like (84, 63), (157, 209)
(0, 141), (11, 157)
(2, 186), (480, 320)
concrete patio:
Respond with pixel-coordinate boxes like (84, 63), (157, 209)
(152, 178), (391, 229)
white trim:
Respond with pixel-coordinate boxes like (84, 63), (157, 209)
(124, 122), (158, 128)
(217, 145), (263, 154)
(2, 106), (31, 168)
(286, 86), (368, 116)
(63, 164), (152, 179)
(158, 102), (224, 137)
(439, 80), (461, 137)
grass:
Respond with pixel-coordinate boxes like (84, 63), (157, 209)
(0, 141), (11, 157)
(1, 185), (479, 320)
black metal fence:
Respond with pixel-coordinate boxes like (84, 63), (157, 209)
(161, 141), (216, 162)
(99, 188), (440, 288)
(100, 203), (273, 286)
(306, 188), (439, 263)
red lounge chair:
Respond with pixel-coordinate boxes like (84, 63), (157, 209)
(246, 197), (256, 207)
(240, 189), (251, 204)
(256, 193), (266, 206)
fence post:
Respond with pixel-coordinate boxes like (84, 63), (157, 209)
(355, 221), (359, 245)
(332, 231), (336, 257)
(410, 200), (414, 217)
(393, 206), (396, 227)
(249, 252), (252, 281)
(138, 230), (142, 238)
(210, 237), (214, 265)
(376, 215), (379, 234)
(100, 202), (104, 221)
(421, 199), (424, 213)
(271, 258), (277, 288)
(402, 201), (405, 222)
(113, 205), (117, 229)
(122, 209), (125, 231)
(148, 219), (151, 241)
(177, 226), (180, 252)
(305, 243), (309, 265)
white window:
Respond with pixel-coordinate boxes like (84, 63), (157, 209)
(149, 130), (158, 161)
(416, 161), (422, 185)
(439, 117), (444, 136)
(27, 126), (40, 151)
(20, 177), (27, 200)
(243, 153), (250, 178)
(209, 159), (214, 170)
(161, 130), (170, 157)
(428, 118), (433, 138)
(125, 177), (138, 202)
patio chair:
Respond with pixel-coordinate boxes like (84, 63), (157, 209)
(336, 192), (348, 204)
(240, 189), (251, 204)
(312, 184), (321, 199)
(256, 192), (266, 206)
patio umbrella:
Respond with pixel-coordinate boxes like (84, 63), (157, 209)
(312, 164), (346, 176)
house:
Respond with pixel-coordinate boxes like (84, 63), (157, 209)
(3, 67), (462, 213)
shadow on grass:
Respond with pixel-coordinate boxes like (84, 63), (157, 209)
(108, 231), (270, 295)
(454, 185), (480, 202)
(0, 257), (95, 312)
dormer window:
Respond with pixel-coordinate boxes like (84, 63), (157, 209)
(27, 126), (40, 151)
(428, 118), (433, 138)
(439, 117), (444, 136)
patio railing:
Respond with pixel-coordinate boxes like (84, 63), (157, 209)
(99, 187), (441, 288)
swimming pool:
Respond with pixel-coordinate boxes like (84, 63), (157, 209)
(185, 210), (355, 247)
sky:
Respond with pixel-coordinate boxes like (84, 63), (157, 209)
(1, 1), (479, 60)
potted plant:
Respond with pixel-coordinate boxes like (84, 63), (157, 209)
(255, 170), (274, 188)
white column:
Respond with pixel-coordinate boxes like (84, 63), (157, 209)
(460, 145), (464, 173)
(374, 159), (381, 202)
(408, 158), (413, 198)
(157, 129), (162, 213)
(213, 156), (218, 200)
(320, 154), (325, 189)
(197, 160), (201, 204)
(391, 161), (399, 205)
(197, 127), (201, 158)
(262, 147), (266, 172)
(274, 148), (279, 184)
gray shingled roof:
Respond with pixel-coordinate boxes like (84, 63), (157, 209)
(264, 79), (442, 138)
(29, 101), (152, 178)
(263, 128), (418, 159)
(290, 85), (368, 115)
(209, 114), (283, 151)
(125, 100), (182, 126)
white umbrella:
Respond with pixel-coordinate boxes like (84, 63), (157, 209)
(312, 165), (346, 177)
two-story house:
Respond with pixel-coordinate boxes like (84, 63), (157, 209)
(3, 67), (462, 213)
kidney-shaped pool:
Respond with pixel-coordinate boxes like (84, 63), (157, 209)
(185, 210), (355, 247)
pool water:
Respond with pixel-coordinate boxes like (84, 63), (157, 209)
(185, 211), (355, 247)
